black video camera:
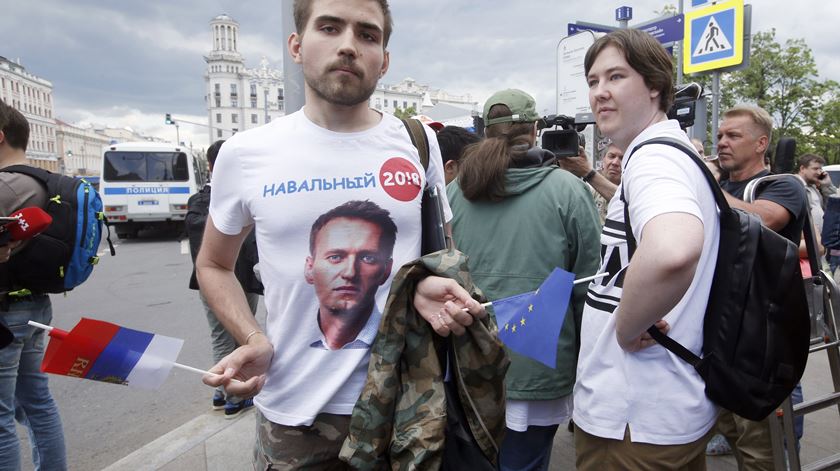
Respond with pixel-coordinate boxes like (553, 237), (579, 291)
(538, 113), (594, 158)
(668, 83), (703, 129)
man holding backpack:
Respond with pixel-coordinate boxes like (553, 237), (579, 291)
(712, 104), (808, 470)
(0, 100), (67, 470)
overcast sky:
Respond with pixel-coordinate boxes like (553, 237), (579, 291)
(1, 0), (836, 146)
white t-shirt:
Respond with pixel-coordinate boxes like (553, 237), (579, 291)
(210, 110), (450, 426)
(573, 120), (720, 445)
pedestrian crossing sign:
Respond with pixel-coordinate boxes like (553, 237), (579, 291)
(684, 0), (744, 74)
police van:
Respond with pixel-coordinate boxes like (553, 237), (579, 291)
(100, 142), (207, 239)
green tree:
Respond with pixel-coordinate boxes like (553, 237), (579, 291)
(393, 106), (417, 120)
(719, 29), (833, 155)
(807, 83), (840, 163)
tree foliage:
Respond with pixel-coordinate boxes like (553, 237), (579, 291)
(392, 106), (417, 120)
(717, 29), (838, 161)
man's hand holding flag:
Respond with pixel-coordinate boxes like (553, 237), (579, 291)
(487, 269), (605, 368)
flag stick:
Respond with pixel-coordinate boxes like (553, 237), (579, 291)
(471, 272), (609, 309)
(28, 321), (241, 384)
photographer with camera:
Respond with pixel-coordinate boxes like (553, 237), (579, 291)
(556, 143), (623, 224)
(447, 88), (601, 471)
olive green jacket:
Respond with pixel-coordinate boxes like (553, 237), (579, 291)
(447, 167), (602, 400)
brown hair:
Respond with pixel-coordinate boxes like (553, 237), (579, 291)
(798, 153), (826, 169)
(0, 99), (29, 152)
(584, 29), (674, 112)
(294, 0), (393, 48)
(458, 104), (535, 201)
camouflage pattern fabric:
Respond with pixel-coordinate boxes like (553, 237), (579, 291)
(339, 248), (509, 470)
(253, 410), (352, 471)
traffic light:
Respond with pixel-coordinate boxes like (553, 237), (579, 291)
(165, 113), (174, 125)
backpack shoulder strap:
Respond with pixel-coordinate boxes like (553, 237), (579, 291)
(619, 137), (721, 367)
(621, 136), (731, 258)
(1, 165), (50, 187)
(402, 119), (430, 172)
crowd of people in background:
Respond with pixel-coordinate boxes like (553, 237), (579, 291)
(1, 0), (831, 469)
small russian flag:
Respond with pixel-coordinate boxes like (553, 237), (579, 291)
(40, 318), (184, 390)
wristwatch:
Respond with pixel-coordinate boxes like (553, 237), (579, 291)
(582, 169), (597, 183)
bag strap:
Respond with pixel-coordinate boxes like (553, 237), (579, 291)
(1, 164), (50, 188)
(402, 119), (430, 172)
(620, 137), (719, 368)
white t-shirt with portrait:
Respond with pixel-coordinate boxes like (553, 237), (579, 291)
(210, 109), (450, 426)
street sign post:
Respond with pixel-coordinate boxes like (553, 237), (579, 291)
(683, 0), (745, 74)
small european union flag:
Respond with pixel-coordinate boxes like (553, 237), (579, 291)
(491, 268), (575, 368)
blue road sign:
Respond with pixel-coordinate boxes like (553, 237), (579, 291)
(684, 0), (744, 73)
(616, 6), (633, 22)
(692, 0), (711, 6)
(567, 22), (614, 36)
(635, 14), (684, 44)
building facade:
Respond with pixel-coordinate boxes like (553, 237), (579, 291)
(55, 120), (111, 176)
(0, 55), (59, 172)
(204, 14), (477, 145)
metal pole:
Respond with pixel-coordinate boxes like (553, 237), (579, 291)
(176, 123), (181, 145)
(677, 0), (684, 85)
(282, 0), (304, 113)
(711, 71), (720, 155)
(264, 87), (270, 124)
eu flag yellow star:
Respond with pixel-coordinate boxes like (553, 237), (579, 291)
(520, 317), (526, 326)
(528, 304), (534, 313)
(512, 325), (517, 333)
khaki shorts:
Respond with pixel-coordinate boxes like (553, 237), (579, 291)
(575, 424), (714, 471)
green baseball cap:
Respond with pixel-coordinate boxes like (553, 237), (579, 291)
(483, 89), (540, 126)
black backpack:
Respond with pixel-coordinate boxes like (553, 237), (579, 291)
(1, 165), (115, 294)
(622, 137), (811, 421)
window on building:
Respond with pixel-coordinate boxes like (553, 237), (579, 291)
(230, 84), (237, 96)
(251, 97), (257, 108)
(393, 100), (398, 108)
(217, 129), (223, 138)
(231, 114), (238, 123)
(216, 113), (222, 123)
(231, 97), (238, 107)
(403, 101), (408, 109)
(215, 97), (221, 107)
(232, 128), (238, 134)
(375, 98), (381, 109)
(250, 84), (257, 96)
(215, 83), (220, 94)
(251, 114), (258, 124)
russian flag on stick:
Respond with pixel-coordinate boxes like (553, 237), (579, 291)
(37, 318), (183, 390)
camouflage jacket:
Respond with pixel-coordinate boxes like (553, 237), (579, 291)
(339, 249), (509, 470)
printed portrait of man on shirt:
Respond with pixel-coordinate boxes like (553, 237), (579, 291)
(305, 200), (397, 350)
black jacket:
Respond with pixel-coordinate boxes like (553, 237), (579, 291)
(186, 184), (263, 295)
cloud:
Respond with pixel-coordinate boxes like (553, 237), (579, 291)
(3, 0), (839, 146)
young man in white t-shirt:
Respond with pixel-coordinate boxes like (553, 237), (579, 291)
(572, 29), (721, 470)
(195, 0), (486, 468)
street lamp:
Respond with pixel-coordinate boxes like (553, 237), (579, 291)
(247, 57), (282, 126)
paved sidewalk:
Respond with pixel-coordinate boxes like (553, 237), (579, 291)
(102, 350), (840, 470)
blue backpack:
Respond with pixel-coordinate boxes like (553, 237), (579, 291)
(2, 165), (115, 294)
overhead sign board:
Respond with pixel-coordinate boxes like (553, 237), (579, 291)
(569, 15), (683, 46)
(692, 0), (711, 6)
(684, 0), (745, 74)
(567, 22), (614, 36)
(635, 14), (684, 44)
